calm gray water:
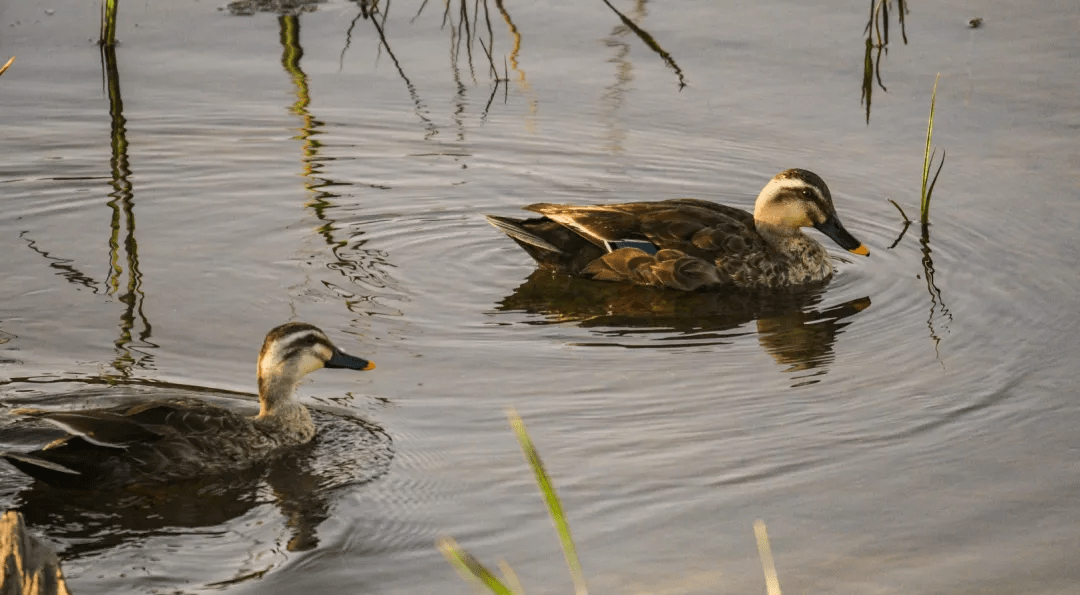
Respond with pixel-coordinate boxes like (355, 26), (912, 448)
(1, 1), (1079, 593)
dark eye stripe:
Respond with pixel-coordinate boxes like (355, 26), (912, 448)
(784, 186), (829, 212)
(281, 343), (331, 363)
(277, 331), (334, 362)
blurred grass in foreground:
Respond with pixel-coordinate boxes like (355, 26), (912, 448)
(438, 409), (784, 595)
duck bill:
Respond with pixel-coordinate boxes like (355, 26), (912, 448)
(326, 349), (376, 371)
(814, 214), (869, 256)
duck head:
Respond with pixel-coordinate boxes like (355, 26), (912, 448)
(753, 169), (869, 256)
(256, 322), (375, 417)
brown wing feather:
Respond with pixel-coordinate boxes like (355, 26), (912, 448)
(659, 198), (756, 227)
(525, 203), (646, 246)
(525, 199), (755, 249)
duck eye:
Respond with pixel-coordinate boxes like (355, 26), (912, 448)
(801, 188), (813, 198)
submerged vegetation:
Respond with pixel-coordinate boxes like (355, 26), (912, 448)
(439, 410), (785, 594)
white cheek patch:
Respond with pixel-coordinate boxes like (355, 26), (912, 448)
(779, 201), (814, 228)
(755, 178), (812, 216)
(296, 352), (326, 376)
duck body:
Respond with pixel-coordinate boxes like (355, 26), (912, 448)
(3, 399), (294, 490)
(1, 322), (375, 490)
(486, 169), (869, 291)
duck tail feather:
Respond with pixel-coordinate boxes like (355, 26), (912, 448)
(1, 452), (81, 475)
(485, 215), (564, 254)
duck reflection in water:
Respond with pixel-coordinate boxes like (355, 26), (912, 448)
(496, 270), (870, 377)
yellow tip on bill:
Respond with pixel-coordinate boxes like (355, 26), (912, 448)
(848, 244), (870, 257)
(363, 361), (376, 371)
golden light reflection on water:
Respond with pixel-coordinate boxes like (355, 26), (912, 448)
(495, 0), (538, 133)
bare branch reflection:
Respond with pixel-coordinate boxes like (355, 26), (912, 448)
(362, 1), (440, 137)
(600, 0), (687, 90)
(861, 0), (908, 124)
(19, 232), (101, 292)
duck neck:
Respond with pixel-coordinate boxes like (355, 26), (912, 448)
(256, 374), (315, 442)
(755, 221), (833, 284)
(755, 221), (816, 254)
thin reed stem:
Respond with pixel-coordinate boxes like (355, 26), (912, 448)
(100, 0), (119, 47)
(920, 73), (941, 224)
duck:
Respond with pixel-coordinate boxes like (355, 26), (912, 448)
(485, 168), (869, 291)
(0, 322), (375, 490)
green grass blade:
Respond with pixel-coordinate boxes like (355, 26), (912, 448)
(920, 73), (940, 224)
(508, 410), (588, 595)
(437, 537), (516, 595)
(927, 149), (946, 206)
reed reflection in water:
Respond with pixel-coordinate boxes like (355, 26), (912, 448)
(16, 41), (154, 379)
(275, 11), (406, 318)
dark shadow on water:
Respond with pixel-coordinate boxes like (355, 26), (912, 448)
(495, 270), (870, 382)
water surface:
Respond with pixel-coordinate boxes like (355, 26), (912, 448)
(1, 0), (1078, 593)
